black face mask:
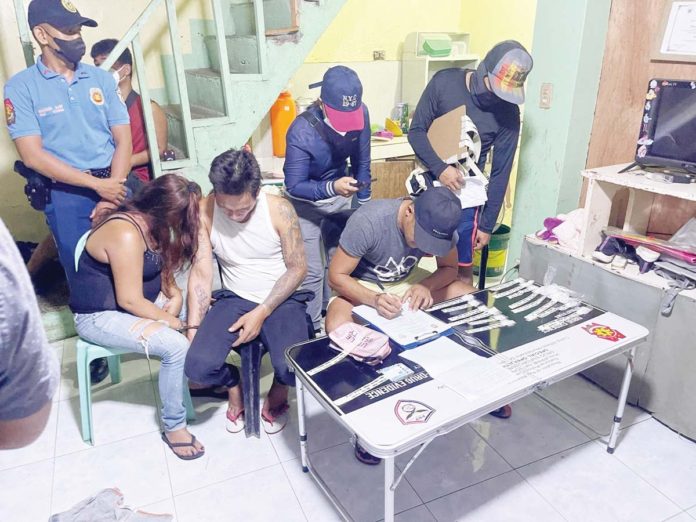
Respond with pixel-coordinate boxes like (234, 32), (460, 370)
(51, 36), (86, 66)
(470, 66), (502, 111)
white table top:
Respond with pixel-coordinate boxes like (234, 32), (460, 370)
(287, 289), (648, 456)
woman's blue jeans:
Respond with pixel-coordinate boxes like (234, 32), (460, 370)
(74, 299), (190, 433)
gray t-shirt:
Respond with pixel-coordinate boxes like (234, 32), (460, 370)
(0, 219), (58, 421)
(339, 199), (426, 283)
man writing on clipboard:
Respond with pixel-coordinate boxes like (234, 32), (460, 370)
(325, 187), (475, 464)
(408, 40), (533, 286)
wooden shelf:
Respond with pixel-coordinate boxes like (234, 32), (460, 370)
(370, 136), (414, 161)
(578, 163), (696, 257)
(401, 32), (479, 112)
(404, 53), (480, 63)
(526, 235), (696, 299)
(582, 164), (696, 202)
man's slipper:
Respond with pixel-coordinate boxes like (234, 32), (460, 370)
(489, 404), (512, 419)
(261, 403), (290, 435)
(354, 442), (381, 465)
(226, 409), (245, 433)
(161, 431), (205, 461)
(189, 386), (228, 400)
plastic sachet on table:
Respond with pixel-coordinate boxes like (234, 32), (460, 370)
(328, 322), (391, 366)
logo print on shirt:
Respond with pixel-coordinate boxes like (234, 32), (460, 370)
(371, 256), (418, 282)
(90, 88), (105, 106)
(342, 95), (358, 108)
(61, 0), (77, 13)
(4, 98), (15, 125)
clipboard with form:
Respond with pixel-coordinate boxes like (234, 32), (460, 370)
(352, 304), (452, 349)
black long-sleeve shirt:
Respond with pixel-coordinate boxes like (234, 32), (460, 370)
(408, 68), (521, 233)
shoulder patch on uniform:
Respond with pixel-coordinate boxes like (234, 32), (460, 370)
(4, 98), (15, 125)
(90, 87), (104, 106)
(61, 0), (77, 13)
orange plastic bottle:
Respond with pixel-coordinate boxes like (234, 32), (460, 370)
(270, 91), (296, 157)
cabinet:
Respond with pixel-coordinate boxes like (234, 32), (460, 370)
(577, 164), (696, 258)
(520, 163), (696, 438)
(401, 32), (479, 111)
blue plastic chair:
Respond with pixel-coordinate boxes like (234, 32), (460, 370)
(73, 232), (195, 445)
(76, 339), (196, 445)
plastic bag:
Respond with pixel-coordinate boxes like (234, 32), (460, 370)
(328, 322), (391, 366)
(668, 218), (696, 252)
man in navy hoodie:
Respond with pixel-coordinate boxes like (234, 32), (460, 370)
(408, 40), (533, 287)
(283, 66), (372, 332)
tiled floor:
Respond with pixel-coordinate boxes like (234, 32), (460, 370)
(2, 338), (696, 522)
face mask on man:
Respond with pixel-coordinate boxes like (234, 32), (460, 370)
(51, 35), (86, 66)
(470, 66), (502, 111)
(109, 65), (130, 102)
(111, 65), (126, 86)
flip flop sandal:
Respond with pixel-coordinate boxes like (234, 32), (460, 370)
(261, 402), (290, 434)
(489, 404), (512, 419)
(354, 442), (381, 465)
(226, 409), (245, 433)
(161, 431), (205, 461)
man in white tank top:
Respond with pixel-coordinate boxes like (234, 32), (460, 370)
(184, 149), (311, 434)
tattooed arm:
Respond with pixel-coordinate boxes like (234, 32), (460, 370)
(185, 196), (215, 342)
(264, 195), (308, 311)
(229, 195), (307, 347)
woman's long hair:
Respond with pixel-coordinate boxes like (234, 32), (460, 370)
(96, 174), (202, 288)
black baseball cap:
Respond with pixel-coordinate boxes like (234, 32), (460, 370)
(28, 0), (97, 30)
(413, 187), (460, 257)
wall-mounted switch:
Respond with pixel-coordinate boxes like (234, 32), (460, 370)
(540, 83), (553, 109)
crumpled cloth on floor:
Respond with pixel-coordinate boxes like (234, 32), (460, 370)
(49, 488), (173, 522)
(536, 208), (585, 251)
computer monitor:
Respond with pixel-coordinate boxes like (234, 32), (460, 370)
(631, 79), (696, 174)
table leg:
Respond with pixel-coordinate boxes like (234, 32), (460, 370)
(607, 347), (636, 454)
(296, 378), (309, 472)
(384, 455), (395, 522)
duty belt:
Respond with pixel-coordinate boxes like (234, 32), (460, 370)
(87, 167), (112, 179)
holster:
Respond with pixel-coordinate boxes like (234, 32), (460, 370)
(14, 160), (52, 211)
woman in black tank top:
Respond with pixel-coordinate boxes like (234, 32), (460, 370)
(72, 174), (207, 460)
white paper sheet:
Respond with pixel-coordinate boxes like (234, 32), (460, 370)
(399, 336), (481, 377)
(353, 304), (450, 347)
(438, 358), (530, 401)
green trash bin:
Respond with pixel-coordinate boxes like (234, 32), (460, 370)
(473, 224), (511, 278)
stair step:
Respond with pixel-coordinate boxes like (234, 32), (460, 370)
(186, 67), (223, 80)
(163, 103), (224, 121)
(162, 103), (226, 160)
(204, 35), (260, 75)
(228, 0), (297, 37)
(185, 68), (226, 115)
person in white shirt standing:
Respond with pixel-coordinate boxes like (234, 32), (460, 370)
(184, 149), (311, 434)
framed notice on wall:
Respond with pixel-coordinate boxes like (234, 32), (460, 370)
(653, 0), (696, 62)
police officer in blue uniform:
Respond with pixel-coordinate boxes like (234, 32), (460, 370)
(5, 0), (131, 382)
